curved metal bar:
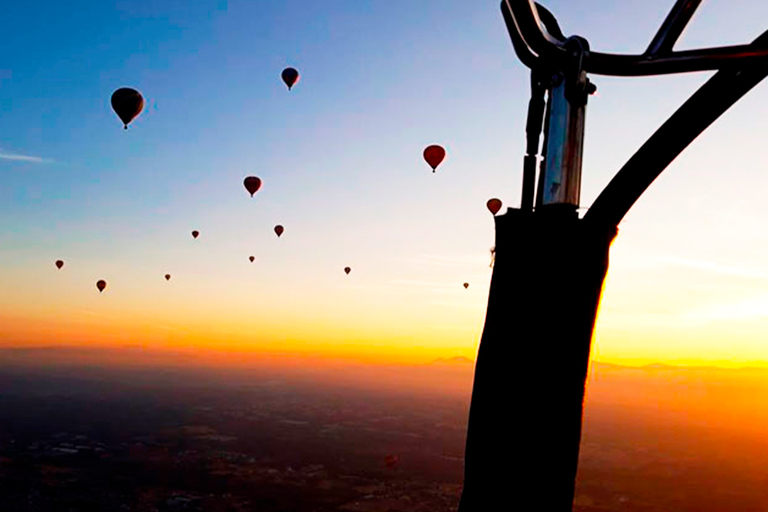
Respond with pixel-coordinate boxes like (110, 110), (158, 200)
(645, 0), (702, 56)
(501, 0), (541, 69)
(503, 0), (768, 76)
(534, 3), (566, 43)
(503, 0), (569, 63)
(585, 30), (768, 227)
(587, 45), (768, 76)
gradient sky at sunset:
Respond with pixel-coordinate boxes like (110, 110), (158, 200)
(1, 0), (768, 366)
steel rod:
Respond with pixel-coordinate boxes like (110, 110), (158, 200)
(586, 30), (768, 227)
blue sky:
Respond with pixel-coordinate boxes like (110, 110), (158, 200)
(1, 0), (768, 364)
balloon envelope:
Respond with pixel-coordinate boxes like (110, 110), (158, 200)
(274, 225), (284, 237)
(165, 274), (171, 281)
(463, 283), (469, 289)
(423, 145), (446, 172)
(192, 230), (199, 239)
(344, 267), (351, 275)
(55, 260), (64, 269)
(243, 176), (262, 197)
(249, 256), (255, 263)
(281, 67), (300, 90)
(96, 280), (107, 293)
(111, 88), (144, 129)
(487, 198), (502, 215)
(384, 455), (400, 470)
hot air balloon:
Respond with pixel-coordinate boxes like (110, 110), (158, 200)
(96, 280), (107, 293)
(55, 260), (64, 269)
(384, 455), (400, 470)
(487, 198), (502, 215)
(344, 267), (351, 275)
(244, 176), (262, 197)
(192, 230), (199, 239)
(423, 144), (445, 172)
(111, 88), (144, 129)
(249, 256), (255, 263)
(165, 274), (171, 281)
(281, 67), (300, 90)
(274, 225), (284, 238)
(463, 283), (469, 289)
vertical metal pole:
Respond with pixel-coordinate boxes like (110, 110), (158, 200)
(539, 76), (587, 208)
(521, 74), (547, 211)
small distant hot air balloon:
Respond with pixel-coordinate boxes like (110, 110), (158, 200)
(487, 198), (502, 215)
(384, 455), (400, 470)
(244, 176), (262, 197)
(344, 267), (351, 275)
(165, 274), (171, 281)
(249, 256), (255, 263)
(274, 225), (284, 238)
(191, 230), (199, 239)
(111, 88), (144, 129)
(55, 260), (64, 270)
(281, 67), (300, 90)
(423, 144), (445, 172)
(96, 280), (107, 293)
(463, 283), (469, 289)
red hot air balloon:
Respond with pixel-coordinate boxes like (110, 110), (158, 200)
(463, 282), (469, 289)
(96, 280), (107, 293)
(274, 225), (284, 238)
(344, 267), (351, 275)
(487, 198), (502, 215)
(384, 455), (400, 470)
(55, 260), (64, 269)
(281, 67), (300, 90)
(244, 176), (262, 197)
(165, 274), (171, 281)
(191, 230), (199, 239)
(111, 88), (144, 129)
(249, 256), (255, 263)
(423, 145), (445, 172)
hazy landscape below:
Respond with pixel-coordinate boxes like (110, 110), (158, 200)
(2, 346), (768, 511)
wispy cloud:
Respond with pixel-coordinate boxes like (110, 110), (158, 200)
(682, 292), (768, 323)
(655, 256), (768, 280)
(0, 150), (52, 163)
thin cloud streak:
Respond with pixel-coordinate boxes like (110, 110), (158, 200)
(0, 151), (52, 163)
(655, 256), (768, 281)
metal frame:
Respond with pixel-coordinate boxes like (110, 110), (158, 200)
(503, 0), (768, 76)
(458, 4), (768, 511)
(502, 0), (768, 225)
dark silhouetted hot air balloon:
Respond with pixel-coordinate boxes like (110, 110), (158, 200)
(249, 256), (255, 263)
(192, 230), (199, 239)
(274, 225), (284, 238)
(96, 280), (107, 293)
(244, 176), (262, 197)
(463, 282), (469, 289)
(384, 455), (400, 470)
(281, 67), (300, 90)
(423, 144), (445, 172)
(55, 260), (64, 269)
(487, 198), (502, 215)
(165, 274), (171, 281)
(344, 267), (351, 275)
(111, 88), (144, 129)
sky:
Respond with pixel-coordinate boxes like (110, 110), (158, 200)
(1, 0), (767, 367)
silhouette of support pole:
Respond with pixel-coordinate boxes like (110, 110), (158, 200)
(455, 3), (768, 510)
(459, 207), (616, 511)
